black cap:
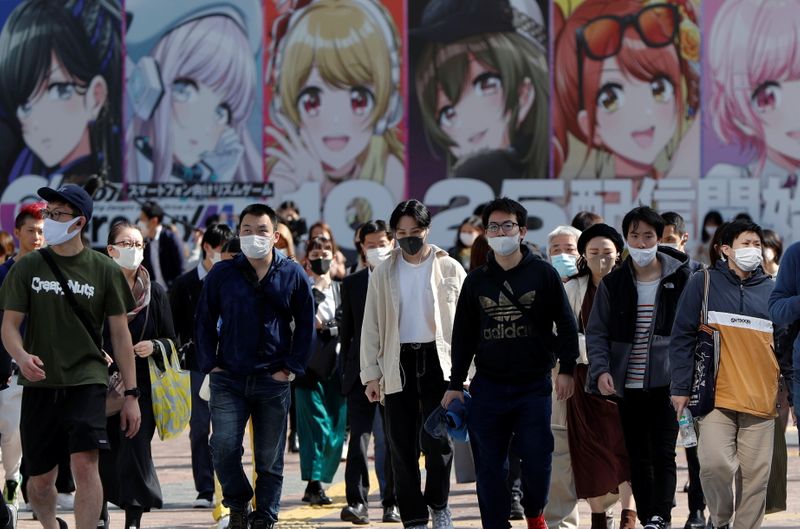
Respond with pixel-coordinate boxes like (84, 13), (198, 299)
(577, 223), (624, 255)
(411, 0), (514, 43)
(37, 184), (93, 221)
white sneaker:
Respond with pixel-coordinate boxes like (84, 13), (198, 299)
(430, 507), (454, 529)
(3, 504), (17, 529)
(56, 493), (74, 510)
(216, 515), (230, 529)
(192, 496), (213, 508)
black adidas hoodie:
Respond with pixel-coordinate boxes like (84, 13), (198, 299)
(449, 245), (579, 389)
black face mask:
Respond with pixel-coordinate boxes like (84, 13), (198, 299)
(398, 236), (424, 256)
(310, 258), (332, 276)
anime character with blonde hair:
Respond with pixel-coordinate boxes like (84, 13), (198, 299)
(706, 0), (800, 189)
(267, 0), (405, 202)
(126, 0), (262, 183)
(552, 0), (700, 182)
(413, 0), (549, 181)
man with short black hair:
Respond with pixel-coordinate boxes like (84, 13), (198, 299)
(340, 220), (398, 524)
(587, 206), (691, 529)
(660, 211), (702, 273)
(443, 197), (579, 529)
(140, 201), (184, 288)
(195, 204), (315, 529)
(170, 223), (234, 509)
(0, 184), (140, 529)
(361, 200), (466, 529)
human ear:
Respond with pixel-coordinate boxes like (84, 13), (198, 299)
(516, 77), (535, 127)
(86, 75), (108, 120)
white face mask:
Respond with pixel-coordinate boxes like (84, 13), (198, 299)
(732, 247), (763, 272)
(43, 217), (81, 246)
(366, 246), (392, 268)
(660, 242), (680, 251)
(459, 232), (478, 248)
(113, 246), (144, 270)
(210, 252), (222, 265)
(240, 235), (272, 259)
(488, 235), (520, 257)
(628, 245), (658, 267)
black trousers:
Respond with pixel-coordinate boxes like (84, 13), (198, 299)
(344, 389), (396, 507)
(618, 386), (678, 524)
(384, 344), (453, 528)
(685, 445), (706, 512)
(189, 370), (214, 497)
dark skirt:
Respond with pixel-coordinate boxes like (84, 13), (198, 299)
(566, 364), (631, 498)
(99, 363), (163, 511)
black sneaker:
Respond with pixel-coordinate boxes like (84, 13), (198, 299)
(382, 505), (401, 523)
(509, 494), (524, 520)
(57, 518), (69, 529)
(644, 516), (667, 529)
(228, 510), (249, 529)
(249, 515), (274, 529)
(684, 510), (705, 529)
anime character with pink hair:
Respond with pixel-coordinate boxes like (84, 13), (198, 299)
(705, 0), (800, 189)
(126, 0), (262, 183)
(552, 0), (700, 183)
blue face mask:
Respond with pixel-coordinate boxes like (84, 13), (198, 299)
(551, 253), (578, 278)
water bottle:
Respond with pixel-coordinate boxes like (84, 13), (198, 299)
(679, 409), (697, 448)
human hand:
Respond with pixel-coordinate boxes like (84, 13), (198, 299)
(365, 380), (381, 403)
(556, 374), (575, 400)
(265, 114), (324, 185)
(791, 406), (797, 427)
(671, 396), (690, 419)
(598, 373), (615, 396)
(272, 370), (291, 382)
(19, 353), (45, 382)
(202, 127), (244, 181)
(441, 390), (464, 409)
(133, 340), (154, 358)
(120, 397), (142, 439)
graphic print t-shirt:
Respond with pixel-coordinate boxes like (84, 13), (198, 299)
(0, 248), (134, 388)
(625, 279), (659, 389)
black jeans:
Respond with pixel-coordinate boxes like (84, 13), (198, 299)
(384, 344), (452, 528)
(189, 370), (214, 497)
(345, 389), (396, 507)
(685, 446), (706, 513)
(618, 386), (679, 524)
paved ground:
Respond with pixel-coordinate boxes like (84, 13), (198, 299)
(13, 429), (800, 528)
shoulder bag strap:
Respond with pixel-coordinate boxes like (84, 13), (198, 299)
(701, 268), (710, 325)
(38, 249), (103, 355)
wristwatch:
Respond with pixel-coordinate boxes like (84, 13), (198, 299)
(124, 387), (141, 398)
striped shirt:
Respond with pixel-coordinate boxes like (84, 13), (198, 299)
(625, 279), (659, 389)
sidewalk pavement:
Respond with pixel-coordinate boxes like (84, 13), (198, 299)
(14, 429), (800, 528)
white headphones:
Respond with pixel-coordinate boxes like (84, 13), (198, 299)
(270, 0), (402, 136)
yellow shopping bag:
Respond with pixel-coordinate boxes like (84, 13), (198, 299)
(149, 339), (191, 441)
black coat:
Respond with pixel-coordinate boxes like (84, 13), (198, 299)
(143, 228), (184, 287)
(169, 267), (203, 371)
(339, 268), (369, 396)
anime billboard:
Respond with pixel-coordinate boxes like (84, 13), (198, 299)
(265, 0), (406, 248)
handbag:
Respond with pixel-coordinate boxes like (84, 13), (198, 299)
(688, 269), (720, 417)
(38, 249), (124, 416)
(148, 339), (191, 441)
(306, 282), (341, 380)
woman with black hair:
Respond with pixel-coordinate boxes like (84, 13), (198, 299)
(448, 216), (483, 271)
(695, 211), (723, 266)
(0, 0), (123, 184)
(99, 221), (175, 529)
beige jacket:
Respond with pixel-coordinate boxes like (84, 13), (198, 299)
(360, 244), (466, 398)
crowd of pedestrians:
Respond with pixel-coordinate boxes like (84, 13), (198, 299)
(0, 185), (794, 529)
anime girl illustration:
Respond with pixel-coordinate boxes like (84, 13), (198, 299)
(552, 0), (700, 182)
(266, 0), (405, 202)
(412, 0), (549, 180)
(126, 0), (262, 183)
(705, 0), (800, 190)
(0, 0), (122, 185)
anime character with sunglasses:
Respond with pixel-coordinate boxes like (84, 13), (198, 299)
(0, 0), (123, 185)
(266, 0), (405, 203)
(413, 0), (549, 182)
(705, 0), (800, 191)
(553, 0), (700, 183)
(126, 0), (262, 183)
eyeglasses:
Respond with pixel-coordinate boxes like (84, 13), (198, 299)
(41, 209), (77, 221)
(486, 221), (520, 235)
(114, 241), (146, 250)
(576, 3), (679, 110)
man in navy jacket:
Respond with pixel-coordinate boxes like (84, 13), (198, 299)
(195, 204), (315, 529)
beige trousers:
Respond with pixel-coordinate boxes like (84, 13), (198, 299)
(697, 408), (774, 529)
(544, 424), (580, 529)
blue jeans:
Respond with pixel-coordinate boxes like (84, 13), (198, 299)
(467, 374), (553, 529)
(209, 371), (290, 522)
